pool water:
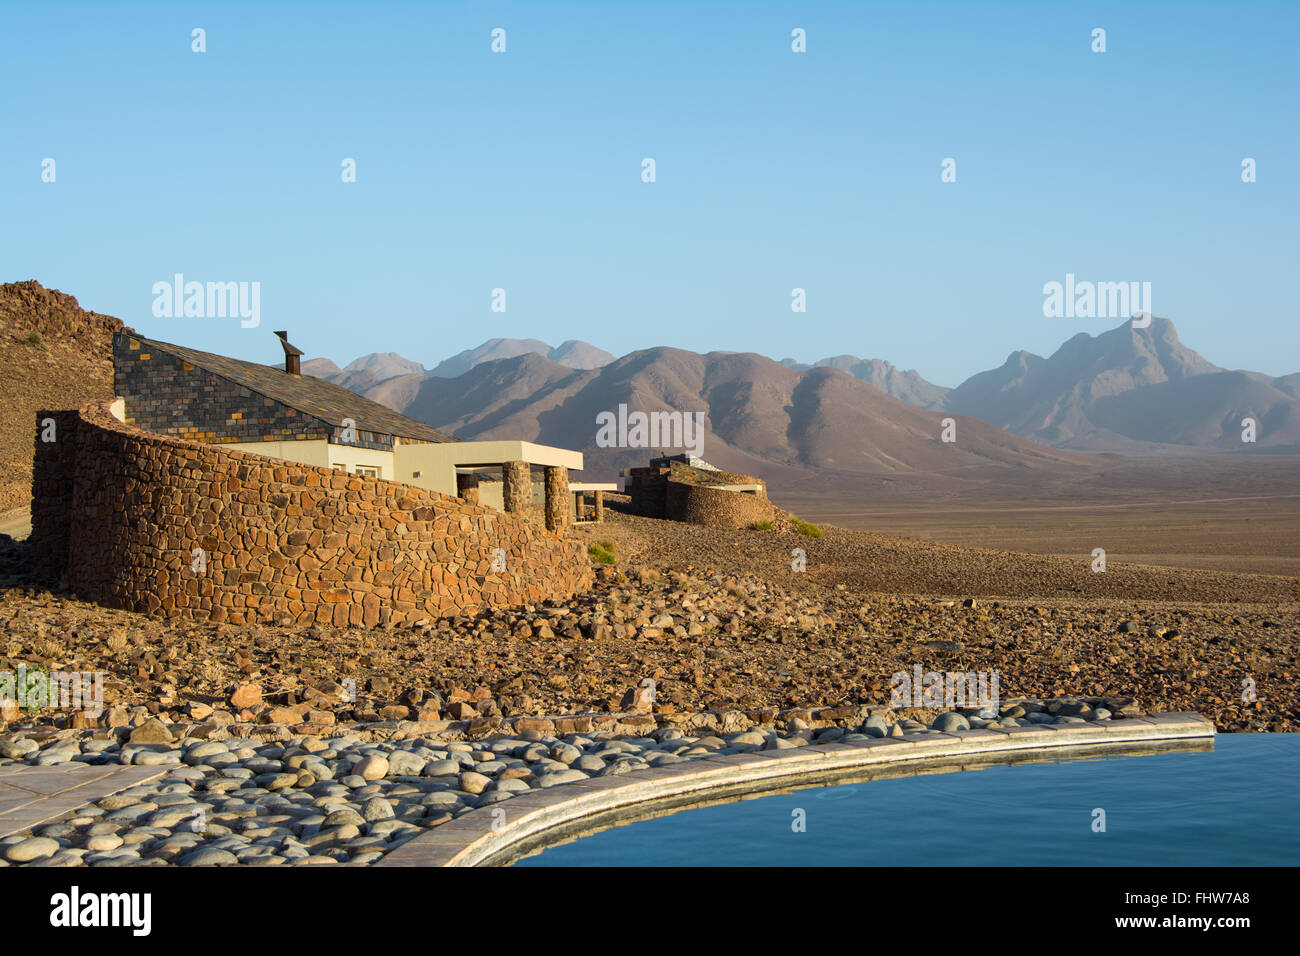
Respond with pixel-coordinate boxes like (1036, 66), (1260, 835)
(517, 734), (1299, 866)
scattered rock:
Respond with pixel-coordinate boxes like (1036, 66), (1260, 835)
(128, 719), (174, 744)
(5, 837), (60, 862)
(229, 684), (262, 709)
(931, 711), (970, 732)
(353, 755), (389, 780)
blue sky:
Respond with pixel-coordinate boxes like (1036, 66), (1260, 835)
(3, 0), (1296, 386)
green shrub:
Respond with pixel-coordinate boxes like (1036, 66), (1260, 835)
(792, 518), (822, 538)
(588, 542), (616, 564)
(20, 331), (43, 348)
(753, 520), (773, 531)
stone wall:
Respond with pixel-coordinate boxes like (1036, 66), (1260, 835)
(30, 401), (593, 626)
(665, 482), (774, 529)
(501, 461), (530, 516)
(30, 410), (81, 584)
(626, 467), (669, 518)
(543, 465), (569, 531)
(455, 473), (480, 504)
(627, 462), (773, 529)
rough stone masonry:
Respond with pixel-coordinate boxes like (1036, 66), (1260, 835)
(30, 401), (593, 625)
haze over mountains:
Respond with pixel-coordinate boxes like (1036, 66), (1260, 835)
(316, 318), (1300, 460)
(361, 347), (1086, 486)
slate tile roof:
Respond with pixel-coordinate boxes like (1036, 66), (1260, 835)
(128, 334), (456, 444)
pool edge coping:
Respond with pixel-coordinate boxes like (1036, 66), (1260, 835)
(375, 713), (1215, 867)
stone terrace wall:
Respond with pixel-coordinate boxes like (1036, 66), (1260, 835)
(626, 467), (668, 518)
(31, 401), (592, 626)
(665, 482), (774, 529)
(30, 409), (81, 583)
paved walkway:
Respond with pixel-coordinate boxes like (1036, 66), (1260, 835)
(0, 764), (165, 838)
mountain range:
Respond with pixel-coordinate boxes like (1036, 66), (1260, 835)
(302, 338), (615, 393)
(943, 318), (1300, 452)
(358, 347), (1086, 486)
(313, 319), (1300, 458)
(3, 281), (1297, 517)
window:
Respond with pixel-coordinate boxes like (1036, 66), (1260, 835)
(356, 465), (380, 479)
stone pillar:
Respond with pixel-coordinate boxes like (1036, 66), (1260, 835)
(456, 472), (480, 504)
(594, 489), (604, 522)
(544, 465), (569, 531)
(502, 461), (530, 515)
(573, 491), (586, 521)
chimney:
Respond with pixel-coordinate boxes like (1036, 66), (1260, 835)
(273, 331), (303, 375)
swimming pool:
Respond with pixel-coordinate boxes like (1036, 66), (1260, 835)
(516, 734), (1298, 866)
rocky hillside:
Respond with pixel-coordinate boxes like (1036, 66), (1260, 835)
(0, 281), (124, 512)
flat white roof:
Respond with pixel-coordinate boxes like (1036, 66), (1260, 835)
(409, 439), (583, 470)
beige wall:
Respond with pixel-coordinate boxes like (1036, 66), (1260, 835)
(224, 438), (584, 512)
(226, 439), (331, 468)
(225, 440), (395, 480)
(391, 444), (458, 495)
(326, 445), (393, 479)
(476, 481), (504, 511)
(393, 441), (584, 499)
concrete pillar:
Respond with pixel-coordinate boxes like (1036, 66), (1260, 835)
(502, 461), (530, 515)
(456, 472), (480, 504)
(573, 490), (586, 521)
(544, 465), (569, 531)
(594, 489), (604, 522)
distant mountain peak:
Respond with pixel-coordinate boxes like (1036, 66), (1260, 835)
(547, 339), (616, 370)
(944, 316), (1300, 451)
(803, 354), (950, 410)
(341, 352), (425, 376)
(429, 338), (613, 377)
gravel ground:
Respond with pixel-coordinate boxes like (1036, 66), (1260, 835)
(1, 505), (1296, 736)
